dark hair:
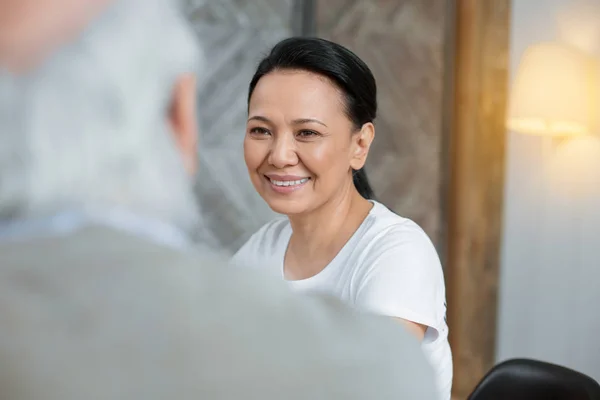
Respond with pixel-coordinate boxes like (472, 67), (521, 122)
(247, 37), (376, 200)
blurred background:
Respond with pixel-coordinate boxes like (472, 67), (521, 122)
(499, 0), (600, 392)
(184, 0), (600, 398)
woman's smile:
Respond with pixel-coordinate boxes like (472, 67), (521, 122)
(264, 174), (311, 194)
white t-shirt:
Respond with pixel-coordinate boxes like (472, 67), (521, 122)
(233, 201), (452, 400)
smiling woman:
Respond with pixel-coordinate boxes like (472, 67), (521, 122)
(244, 66), (371, 215)
(233, 37), (452, 400)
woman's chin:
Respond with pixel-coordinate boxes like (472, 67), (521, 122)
(264, 198), (310, 217)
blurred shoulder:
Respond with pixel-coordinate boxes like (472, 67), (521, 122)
(0, 227), (438, 399)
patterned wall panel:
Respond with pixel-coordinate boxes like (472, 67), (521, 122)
(316, 0), (449, 248)
(184, 0), (297, 252)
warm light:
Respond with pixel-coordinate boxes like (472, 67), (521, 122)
(507, 42), (598, 137)
(547, 136), (600, 198)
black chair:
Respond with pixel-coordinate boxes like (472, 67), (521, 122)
(468, 358), (600, 400)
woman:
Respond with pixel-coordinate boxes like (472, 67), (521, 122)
(233, 37), (451, 400)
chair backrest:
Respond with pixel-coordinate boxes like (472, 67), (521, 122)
(468, 358), (600, 400)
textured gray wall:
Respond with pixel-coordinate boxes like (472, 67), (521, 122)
(185, 1), (297, 252)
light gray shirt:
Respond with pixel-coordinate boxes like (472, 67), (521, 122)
(0, 209), (438, 400)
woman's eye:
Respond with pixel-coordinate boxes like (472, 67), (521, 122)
(297, 130), (319, 138)
(249, 127), (270, 136)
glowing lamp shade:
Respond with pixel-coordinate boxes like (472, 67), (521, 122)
(507, 42), (598, 137)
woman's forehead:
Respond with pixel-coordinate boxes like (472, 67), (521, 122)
(249, 70), (346, 119)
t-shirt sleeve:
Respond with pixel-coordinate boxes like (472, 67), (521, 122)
(354, 223), (446, 342)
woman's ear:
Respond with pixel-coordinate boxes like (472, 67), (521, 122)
(168, 73), (199, 175)
(350, 122), (375, 170)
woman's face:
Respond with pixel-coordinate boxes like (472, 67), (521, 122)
(244, 69), (372, 216)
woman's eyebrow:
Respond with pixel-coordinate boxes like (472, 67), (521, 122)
(291, 118), (327, 127)
(247, 116), (328, 128)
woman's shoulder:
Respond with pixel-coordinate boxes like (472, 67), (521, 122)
(352, 203), (446, 326)
(367, 201), (433, 245)
(250, 217), (290, 242)
(354, 202), (442, 276)
(231, 217), (290, 267)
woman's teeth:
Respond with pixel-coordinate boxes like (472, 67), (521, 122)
(269, 178), (309, 187)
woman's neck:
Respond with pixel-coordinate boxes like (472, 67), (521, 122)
(284, 188), (373, 280)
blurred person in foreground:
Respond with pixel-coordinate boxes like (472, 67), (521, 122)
(0, 0), (111, 72)
(0, 0), (437, 399)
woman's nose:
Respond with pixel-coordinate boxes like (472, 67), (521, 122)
(268, 135), (298, 169)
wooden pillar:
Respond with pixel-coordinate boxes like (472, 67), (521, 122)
(446, 0), (511, 398)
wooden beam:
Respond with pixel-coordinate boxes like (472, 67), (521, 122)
(446, 0), (511, 398)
